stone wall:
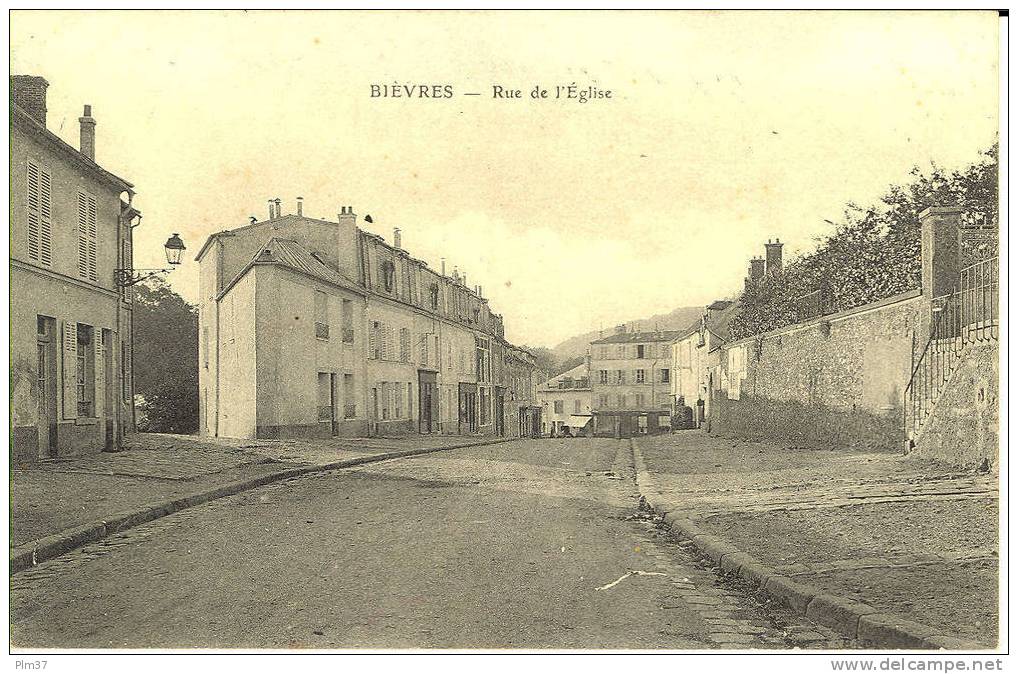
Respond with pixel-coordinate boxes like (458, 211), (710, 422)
(911, 342), (998, 468)
(711, 291), (926, 452)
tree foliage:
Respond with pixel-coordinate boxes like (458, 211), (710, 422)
(132, 278), (199, 434)
(731, 144), (998, 340)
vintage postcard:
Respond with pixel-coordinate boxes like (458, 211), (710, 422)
(7, 7), (1005, 665)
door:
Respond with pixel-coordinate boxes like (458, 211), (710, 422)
(103, 330), (114, 450)
(330, 373), (338, 436)
(494, 389), (505, 436)
(36, 317), (57, 459)
(418, 371), (437, 434)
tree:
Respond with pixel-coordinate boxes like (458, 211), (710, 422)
(731, 144), (998, 339)
(132, 278), (199, 434)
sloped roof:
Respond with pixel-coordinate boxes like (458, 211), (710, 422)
(591, 330), (683, 345)
(259, 238), (364, 294)
(217, 236), (366, 300)
(706, 300), (742, 348)
(12, 104), (133, 192)
(539, 362), (589, 389)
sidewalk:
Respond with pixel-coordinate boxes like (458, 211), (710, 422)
(634, 431), (998, 648)
(11, 432), (498, 549)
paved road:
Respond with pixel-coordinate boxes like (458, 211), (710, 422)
(10, 438), (842, 649)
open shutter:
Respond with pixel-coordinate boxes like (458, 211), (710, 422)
(87, 196), (98, 282)
(39, 167), (52, 266)
(62, 321), (78, 419)
(94, 333), (105, 420)
(27, 161), (40, 261)
(77, 193), (89, 278)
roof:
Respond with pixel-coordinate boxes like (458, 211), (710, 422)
(11, 104), (134, 193)
(707, 299), (734, 311)
(538, 362), (589, 389)
(217, 236), (366, 300)
(590, 330), (683, 345)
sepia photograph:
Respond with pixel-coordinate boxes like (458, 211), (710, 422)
(6, 6), (1006, 665)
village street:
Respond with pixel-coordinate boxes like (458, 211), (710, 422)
(10, 438), (843, 650)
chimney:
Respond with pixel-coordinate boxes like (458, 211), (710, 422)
(920, 206), (963, 302)
(462, 273), (468, 287)
(11, 75), (49, 126)
(268, 200), (275, 220)
(765, 239), (783, 275)
(749, 256), (766, 281)
(296, 196), (303, 216)
(615, 324), (625, 335)
(441, 258), (446, 275)
(273, 198), (282, 218)
(78, 105), (96, 161)
(478, 285), (483, 298)
(338, 205), (356, 228)
(393, 227), (402, 250)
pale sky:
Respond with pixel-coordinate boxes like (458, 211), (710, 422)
(11, 10), (999, 348)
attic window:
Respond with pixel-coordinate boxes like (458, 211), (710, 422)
(381, 260), (395, 293)
(429, 283), (439, 310)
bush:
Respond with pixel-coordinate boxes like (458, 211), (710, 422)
(731, 144), (998, 340)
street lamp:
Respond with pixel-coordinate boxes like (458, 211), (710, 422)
(115, 233), (187, 287)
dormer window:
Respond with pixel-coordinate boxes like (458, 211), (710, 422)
(381, 260), (395, 293)
(429, 283), (439, 310)
(472, 308), (480, 323)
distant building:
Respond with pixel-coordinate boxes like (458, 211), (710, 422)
(196, 202), (538, 439)
(589, 326), (681, 437)
(536, 361), (593, 436)
(11, 76), (139, 462)
(671, 300), (740, 428)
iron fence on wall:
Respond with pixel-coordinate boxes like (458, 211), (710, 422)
(903, 257), (998, 448)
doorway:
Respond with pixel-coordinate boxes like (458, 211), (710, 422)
(36, 316), (57, 459)
(418, 370), (437, 433)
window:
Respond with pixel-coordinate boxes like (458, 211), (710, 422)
(429, 283), (439, 310)
(419, 334), (429, 366)
(76, 191), (98, 282)
(317, 372), (333, 421)
(635, 393), (645, 407)
(573, 400), (582, 414)
(381, 260), (395, 293)
(314, 291), (329, 340)
(76, 324), (95, 417)
(637, 344), (645, 359)
(599, 394), (610, 408)
(369, 321), (381, 359)
(553, 400), (564, 414)
(598, 369), (608, 384)
(636, 369), (646, 383)
(341, 299), (354, 342)
(660, 368), (670, 383)
(472, 308), (480, 324)
(27, 160), (52, 266)
(343, 373), (356, 418)
(395, 384), (404, 419)
(614, 369), (625, 385)
(400, 327), (411, 362)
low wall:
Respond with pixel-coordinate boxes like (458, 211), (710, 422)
(912, 342), (998, 468)
(712, 291), (926, 452)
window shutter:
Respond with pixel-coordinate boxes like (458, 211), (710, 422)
(62, 321), (78, 419)
(95, 333), (105, 419)
(27, 161), (40, 261)
(77, 193), (89, 278)
(40, 168), (52, 266)
(87, 195), (98, 282)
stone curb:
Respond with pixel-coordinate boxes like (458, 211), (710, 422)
(11, 436), (514, 575)
(629, 438), (986, 651)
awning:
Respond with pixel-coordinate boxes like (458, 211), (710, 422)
(567, 415), (593, 428)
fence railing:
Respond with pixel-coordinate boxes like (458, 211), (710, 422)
(903, 257), (998, 448)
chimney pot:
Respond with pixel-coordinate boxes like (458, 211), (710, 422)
(393, 227), (402, 250)
(78, 104), (96, 161)
(296, 196), (303, 216)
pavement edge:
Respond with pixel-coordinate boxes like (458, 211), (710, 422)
(11, 437), (514, 575)
(628, 437), (986, 652)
